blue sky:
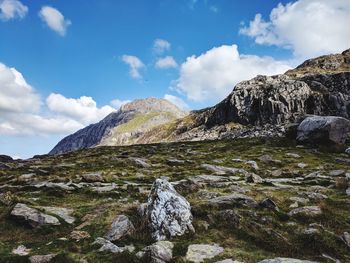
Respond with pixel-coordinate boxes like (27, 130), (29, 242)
(0, 0), (349, 158)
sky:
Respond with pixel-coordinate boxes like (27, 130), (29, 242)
(0, 0), (350, 159)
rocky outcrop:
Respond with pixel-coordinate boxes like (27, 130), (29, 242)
(49, 98), (187, 155)
(297, 116), (350, 145)
(146, 178), (194, 241)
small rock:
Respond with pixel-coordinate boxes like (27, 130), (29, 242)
(70, 230), (91, 241)
(12, 245), (31, 256)
(305, 192), (327, 200)
(286, 153), (301, 158)
(258, 258), (317, 263)
(345, 147), (350, 155)
(40, 206), (75, 224)
(245, 160), (259, 170)
(335, 157), (350, 165)
(0, 191), (14, 206)
(82, 172), (104, 183)
(186, 244), (224, 263)
(29, 254), (57, 263)
(340, 232), (350, 247)
(104, 215), (135, 241)
(201, 164), (247, 175)
(246, 173), (263, 183)
(11, 203), (60, 228)
(258, 155), (281, 164)
(271, 169), (282, 177)
(260, 198), (279, 211)
(137, 240), (174, 263)
(131, 157), (151, 168)
(166, 159), (185, 166)
(288, 206), (322, 218)
(297, 163), (308, 169)
(329, 170), (345, 177)
(93, 237), (135, 254)
(210, 193), (257, 208)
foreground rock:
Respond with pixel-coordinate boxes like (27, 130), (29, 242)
(11, 203), (60, 228)
(93, 237), (135, 254)
(104, 215), (135, 241)
(147, 178), (194, 241)
(297, 116), (350, 145)
(136, 241), (174, 263)
(186, 244), (224, 263)
(258, 258), (317, 263)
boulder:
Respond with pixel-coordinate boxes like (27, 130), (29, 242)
(12, 245), (31, 256)
(104, 215), (135, 241)
(136, 241), (174, 263)
(185, 244), (224, 263)
(82, 172), (104, 182)
(10, 203), (60, 228)
(40, 206), (75, 224)
(29, 254), (57, 263)
(92, 237), (135, 254)
(210, 193), (258, 208)
(246, 173), (263, 183)
(297, 116), (350, 145)
(146, 178), (194, 241)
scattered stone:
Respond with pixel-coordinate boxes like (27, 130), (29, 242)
(131, 157), (151, 168)
(70, 230), (91, 241)
(11, 203), (60, 228)
(18, 173), (35, 182)
(289, 197), (309, 205)
(258, 258), (318, 263)
(186, 244), (224, 263)
(40, 206), (75, 224)
(340, 232), (350, 247)
(104, 215), (135, 241)
(286, 153), (301, 158)
(197, 190), (220, 199)
(91, 184), (118, 193)
(260, 198), (279, 211)
(297, 116), (350, 145)
(271, 169), (283, 177)
(288, 206), (322, 218)
(29, 254), (57, 263)
(329, 170), (345, 177)
(345, 148), (350, 155)
(305, 192), (327, 200)
(201, 164), (247, 175)
(147, 178), (194, 241)
(12, 245), (31, 256)
(297, 163), (308, 169)
(245, 160), (259, 170)
(210, 193), (257, 208)
(246, 173), (263, 183)
(335, 157), (350, 165)
(258, 155), (281, 164)
(166, 158), (185, 166)
(137, 241), (174, 263)
(93, 237), (135, 254)
(82, 172), (104, 182)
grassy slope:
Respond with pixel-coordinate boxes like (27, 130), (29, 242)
(0, 138), (350, 262)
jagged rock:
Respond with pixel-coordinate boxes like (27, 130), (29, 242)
(29, 254), (57, 263)
(258, 258), (317, 263)
(146, 178), (194, 241)
(40, 206), (75, 224)
(210, 193), (257, 208)
(185, 244), (224, 263)
(12, 245), (31, 256)
(0, 154), (13, 162)
(136, 241), (174, 263)
(11, 203), (60, 228)
(246, 173), (263, 183)
(245, 160), (259, 170)
(93, 237), (135, 253)
(288, 206), (322, 218)
(104, 215), (135, 241)
(297, 116), (350, 145)
(82, 172), (104, 182)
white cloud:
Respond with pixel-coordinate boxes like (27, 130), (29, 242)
(46, 93), (116, 125)
(0, 0), (28, 21)
(210, 6), (219, 13)
(39, 6), (71, 36)
(164, 94), (189, 111)
(155, 56), (178, 69)
(110, 99), (131, 109)
(174, 44), (291, 102)
(153, 39), (171, 54)
(0, 62), (118, 136)
(122, 55), (145, 79)
(239, 0), (350, 58)
(0, 63), (41, 113)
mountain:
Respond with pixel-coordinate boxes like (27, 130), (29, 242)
(49, 98), (187, 155)
(50, 49), (350, 154)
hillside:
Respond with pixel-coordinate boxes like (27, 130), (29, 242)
(1, 138), (350, 262)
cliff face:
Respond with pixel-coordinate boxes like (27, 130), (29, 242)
(49, 98), (187, 155)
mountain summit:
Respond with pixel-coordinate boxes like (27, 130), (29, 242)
(49, 98), (187, 155)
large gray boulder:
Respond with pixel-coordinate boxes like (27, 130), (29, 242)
(136, 241), (174, 263)
(297, 116), (350, 145)
(147, 178), (194, 241)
